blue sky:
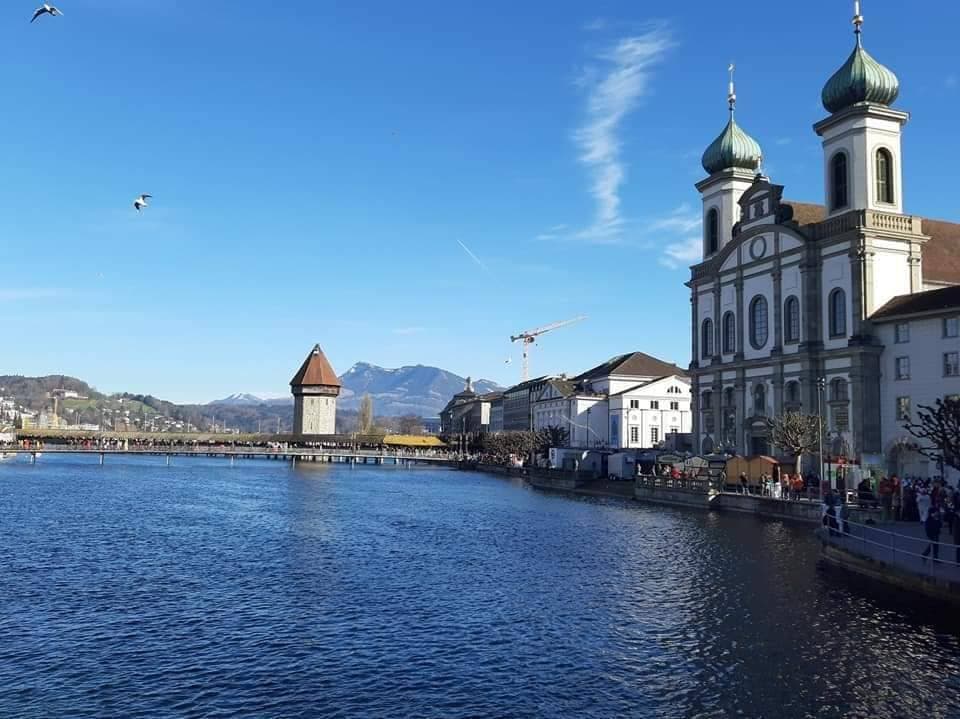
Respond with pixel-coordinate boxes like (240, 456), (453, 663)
(1, 1), (958, 403)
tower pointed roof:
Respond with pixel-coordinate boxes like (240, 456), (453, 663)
(821, 2), (899, 114)
(290, 344), (341, 388)
(701, 64), (763, 176)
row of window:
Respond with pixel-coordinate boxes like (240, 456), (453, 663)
(629, 400), (681, 410)
(700, 378), (849, 412)
(701, 290), (847, 358)
(895, 353), (960, 380)
(896, 394), (960, 421)
(830, 149), (895, 211)
(895, 317), (960, 343)
(629, 427), (663, 444)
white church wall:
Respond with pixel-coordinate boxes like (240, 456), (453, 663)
(871, 249), (912, 317)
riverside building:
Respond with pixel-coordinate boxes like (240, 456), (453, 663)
(688, 7), (960, 476)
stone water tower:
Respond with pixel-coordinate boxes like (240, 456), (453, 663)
(290, 344), (341, 435)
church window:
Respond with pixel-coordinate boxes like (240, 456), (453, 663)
(722, 312), (736, 354)
(706, 209), (719, 255)
(831, 378), (849, 402)
(831, 153), (848, 210)
(724, 387), (735, 406)
(701, 319), (714, 358)
(784, 296), (800, 343)
(701, 391), (713, 410)
(876, 148), (894, 204)
(753, 385), (766, 416)
(749, 296), (768, 349)
(786, 381), (800, 405)
(829, 289), (847, 337)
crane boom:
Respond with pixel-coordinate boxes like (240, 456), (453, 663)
(510, 315), (586, 381)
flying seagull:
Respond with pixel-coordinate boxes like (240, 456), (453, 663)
(133, 194), (152, 212)
(31, 4), (63, 22)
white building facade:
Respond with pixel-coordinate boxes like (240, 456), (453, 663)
(688, 10), (960, 475)
(873, 288), (960, 481)
(532, 353), (691, 450)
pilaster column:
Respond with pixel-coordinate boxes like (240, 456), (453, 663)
(734, 275), (745, 361)
(691, 293), (700, 367)
(772, 267), (783, 354)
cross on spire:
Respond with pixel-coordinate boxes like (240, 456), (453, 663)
(728, 62), (736, 117)
(853, 0), (864, 43)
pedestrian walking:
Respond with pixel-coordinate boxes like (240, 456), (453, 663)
(740, 473), (749, 495)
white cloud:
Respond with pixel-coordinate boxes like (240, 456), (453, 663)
(660, 237), (702, 269)
(573, 26), (673, 243)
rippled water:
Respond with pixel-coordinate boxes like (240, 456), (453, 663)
(1, 455), (958, 718)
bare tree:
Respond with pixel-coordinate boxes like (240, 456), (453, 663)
(904, 397), (960, 472)
(765, 411), (824, 472)
(397, 415), (424, 435)
(359, 394), (375, 434)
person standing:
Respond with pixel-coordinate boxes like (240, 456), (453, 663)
(921, 491), (942, 563)
(878, 476), (893, 523)
(740, 472), (749, 495)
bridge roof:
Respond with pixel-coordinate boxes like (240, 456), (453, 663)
(290, 344), (341, 388)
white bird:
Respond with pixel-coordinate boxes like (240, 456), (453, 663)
(133, 194), (152, 212)
(31, 4), (63, 23)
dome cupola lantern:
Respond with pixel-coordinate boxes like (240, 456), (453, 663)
(701, 64), (763, 176)
(821, 0), (900, 114)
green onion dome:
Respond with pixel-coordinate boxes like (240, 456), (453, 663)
(701, 117), (763, 175)
(822, 41), (899, 114)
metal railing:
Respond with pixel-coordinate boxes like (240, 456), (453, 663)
(821, 515), (960, 578)
(636, 475), (713, 493)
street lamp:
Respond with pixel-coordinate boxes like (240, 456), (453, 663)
(816, 376), (826, 490)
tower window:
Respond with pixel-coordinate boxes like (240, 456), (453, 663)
(831, 152), (848, 210)
(829, 289), (847, 338)
(749, 296), (768, 349)
(875, 148), (894, 204)
(784, 296), (800, 343)
(701, 319), (714, 358)
(706, 208), (719, 255)
(722, 312), (736, 354)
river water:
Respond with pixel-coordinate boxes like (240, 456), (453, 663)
(0, 456), (958, 718)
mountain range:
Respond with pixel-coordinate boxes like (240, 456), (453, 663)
(211, 363), (502, 417)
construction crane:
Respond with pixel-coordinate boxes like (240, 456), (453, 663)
(511, 316), (587, 382)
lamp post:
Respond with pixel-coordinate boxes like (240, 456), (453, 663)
(816, 376), (826, 490)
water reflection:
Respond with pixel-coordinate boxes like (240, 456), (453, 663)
(0, 456), (956, 718)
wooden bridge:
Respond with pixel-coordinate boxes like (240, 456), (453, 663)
(1, 447), (458, 468)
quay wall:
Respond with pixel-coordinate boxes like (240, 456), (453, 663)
(820, 541), (960, 608)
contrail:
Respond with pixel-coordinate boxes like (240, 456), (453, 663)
(456, 239), (488, 272)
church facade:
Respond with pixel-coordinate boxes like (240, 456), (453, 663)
(688, 8), (960, 474)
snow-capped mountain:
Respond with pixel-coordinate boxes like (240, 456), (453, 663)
(211, 393), (291, 406)
(338, 363), (501, 417)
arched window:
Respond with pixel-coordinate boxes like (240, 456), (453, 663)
(831, 378), (849, 402)
(701, 319), (714, 358)
(831, 152), (848, 210)
(701, 390), (713, 410)
(786, 381), (800, 405)
(829, 289), (847, 337)
(749, 296), (769, 349)
(753, 384), (766, 416)
(706, 208), (719, 255)
(784, 296), (800, 343)
(724, 387), (735, 407)
(876, 148), (894, 204)
(722, 312), (736, 354)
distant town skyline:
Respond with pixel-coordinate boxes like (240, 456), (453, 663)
(2, 1), (958, 403)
